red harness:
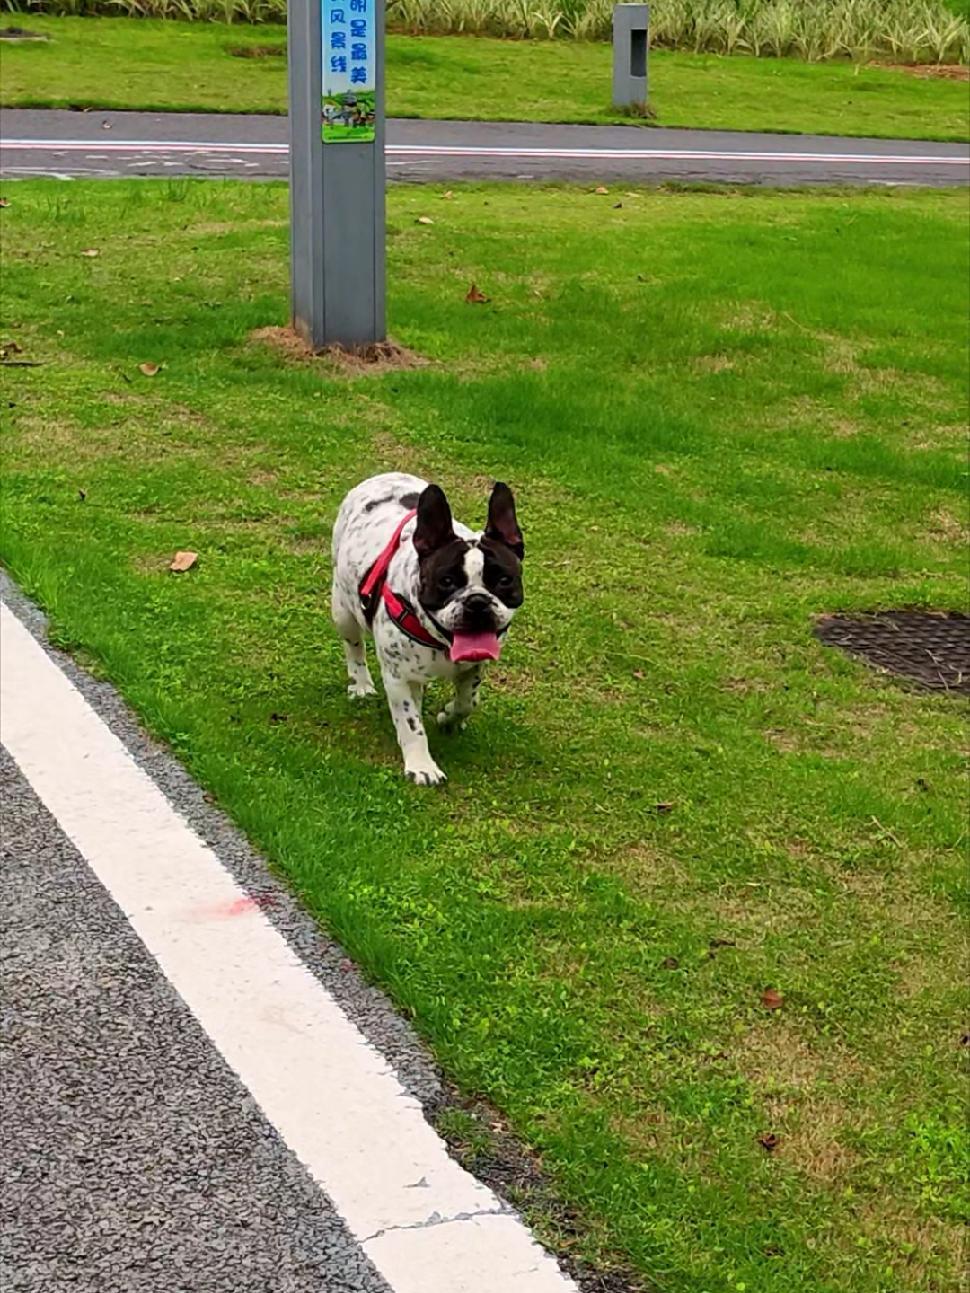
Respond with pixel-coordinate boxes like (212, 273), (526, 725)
(358, 510), (450, 651)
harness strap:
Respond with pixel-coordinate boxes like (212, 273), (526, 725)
(358, 509), (450, 651)
(382, 588), (449, 651)
(359, 508), (416, 621)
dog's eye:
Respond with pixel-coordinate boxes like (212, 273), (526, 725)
(440, 575), (456, 590)
(497, 574), (513, 588)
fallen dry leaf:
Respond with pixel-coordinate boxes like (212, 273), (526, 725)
(169, 550), (198, 573)
(0, 340), (23, 360)
(758, 1132), (780, 1152)
(593, 186), (609, 195)
(0, 198), (9, 208)
(655, 801), (674, 815)
(465, 283), (489, 304)
(441, 190), (454, 200)
(80, 248), (100, 258)
(138, 362), (160, 377)
(761, 987), (784, 1011)
(613, 202), (623, 209)
(416, 215), (434, 225)
(660, 956), (680, 970)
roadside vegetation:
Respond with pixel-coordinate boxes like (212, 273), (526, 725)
(4, 0), (968, 62)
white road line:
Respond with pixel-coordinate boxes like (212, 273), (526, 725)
(0, 166), (76, 179)
(1, 137), (968, 167)
(0, 602), (577, 1293)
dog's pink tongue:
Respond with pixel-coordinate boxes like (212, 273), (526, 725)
(449, 631), (501, 663)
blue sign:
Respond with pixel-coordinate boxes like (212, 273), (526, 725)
(322, 0), (375, 142)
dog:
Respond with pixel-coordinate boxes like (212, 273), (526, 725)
(331, 473), (524, 786)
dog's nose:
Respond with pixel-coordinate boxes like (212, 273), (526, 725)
(462, 592), (494, 627)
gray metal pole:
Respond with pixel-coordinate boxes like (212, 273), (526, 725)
(612, 4), (649, 110)
(288, 0), (385, 350)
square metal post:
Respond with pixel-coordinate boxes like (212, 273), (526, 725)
(612, 4), (649, 110)
(288, 0), (385, 350)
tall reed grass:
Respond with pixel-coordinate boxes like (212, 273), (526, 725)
(4, 0), (968, 63)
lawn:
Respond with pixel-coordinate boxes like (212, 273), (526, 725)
(3, 16), (969, 140)
(1, 179), (968, 1292)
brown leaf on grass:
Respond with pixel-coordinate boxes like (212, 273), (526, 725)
(169, 551), (198, 573)
(660, 956), (680, 970)
(0, 340), (23, 360)
(613, 202), (623, 209)
(0, 198), (9, 208)
(138, 362), (160, 377)
(416, 215), (434, 225)
(761, 987), (784, 1011)
(80, 248), (100, 258)
(593, 186), (609, 195)
(758, 1132), (780, 1152)
(465, 283), (489, 304)
(441, 190), (454, 200)
(655, 801), (674, 815)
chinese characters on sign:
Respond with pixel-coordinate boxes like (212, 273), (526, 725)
(322, 0), (376, 142)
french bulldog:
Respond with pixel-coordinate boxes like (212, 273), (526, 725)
(331, 472), (524, 786)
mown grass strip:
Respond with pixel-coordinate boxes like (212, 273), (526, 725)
(3, 17), (969, 141)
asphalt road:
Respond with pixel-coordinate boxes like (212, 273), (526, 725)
(2, 108), (968, 186)
(0, 749), (393, 1293)
(0, 576), (578, 1293)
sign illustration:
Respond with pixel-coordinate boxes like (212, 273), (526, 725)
(322, 0), (376, 143)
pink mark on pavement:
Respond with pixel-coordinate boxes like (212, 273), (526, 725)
(190, 894), (277, 921)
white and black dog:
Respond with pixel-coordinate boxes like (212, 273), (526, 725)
(331, 472), (524, 786)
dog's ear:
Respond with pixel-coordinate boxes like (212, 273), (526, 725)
(413, 484), (457, 557)
(484, 482), (524, 559)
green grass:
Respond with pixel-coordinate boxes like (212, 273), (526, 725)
(3, 16), (970, 140)
(2, 179), (969, 1292)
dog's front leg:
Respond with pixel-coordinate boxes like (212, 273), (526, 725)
(437, 665), (483, 732)
(382, 674), (447, 787)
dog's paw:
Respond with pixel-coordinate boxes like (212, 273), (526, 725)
(404, 759), (447, 788)
(436, 706), (467, 733)
(347, 678), (378, 700)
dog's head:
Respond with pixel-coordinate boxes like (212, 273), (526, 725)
(413, 482), (524, 664)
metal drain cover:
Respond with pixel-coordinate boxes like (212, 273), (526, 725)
(815, 611), (970, 694)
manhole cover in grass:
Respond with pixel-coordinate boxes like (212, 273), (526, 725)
(815, 611), (970, 694)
